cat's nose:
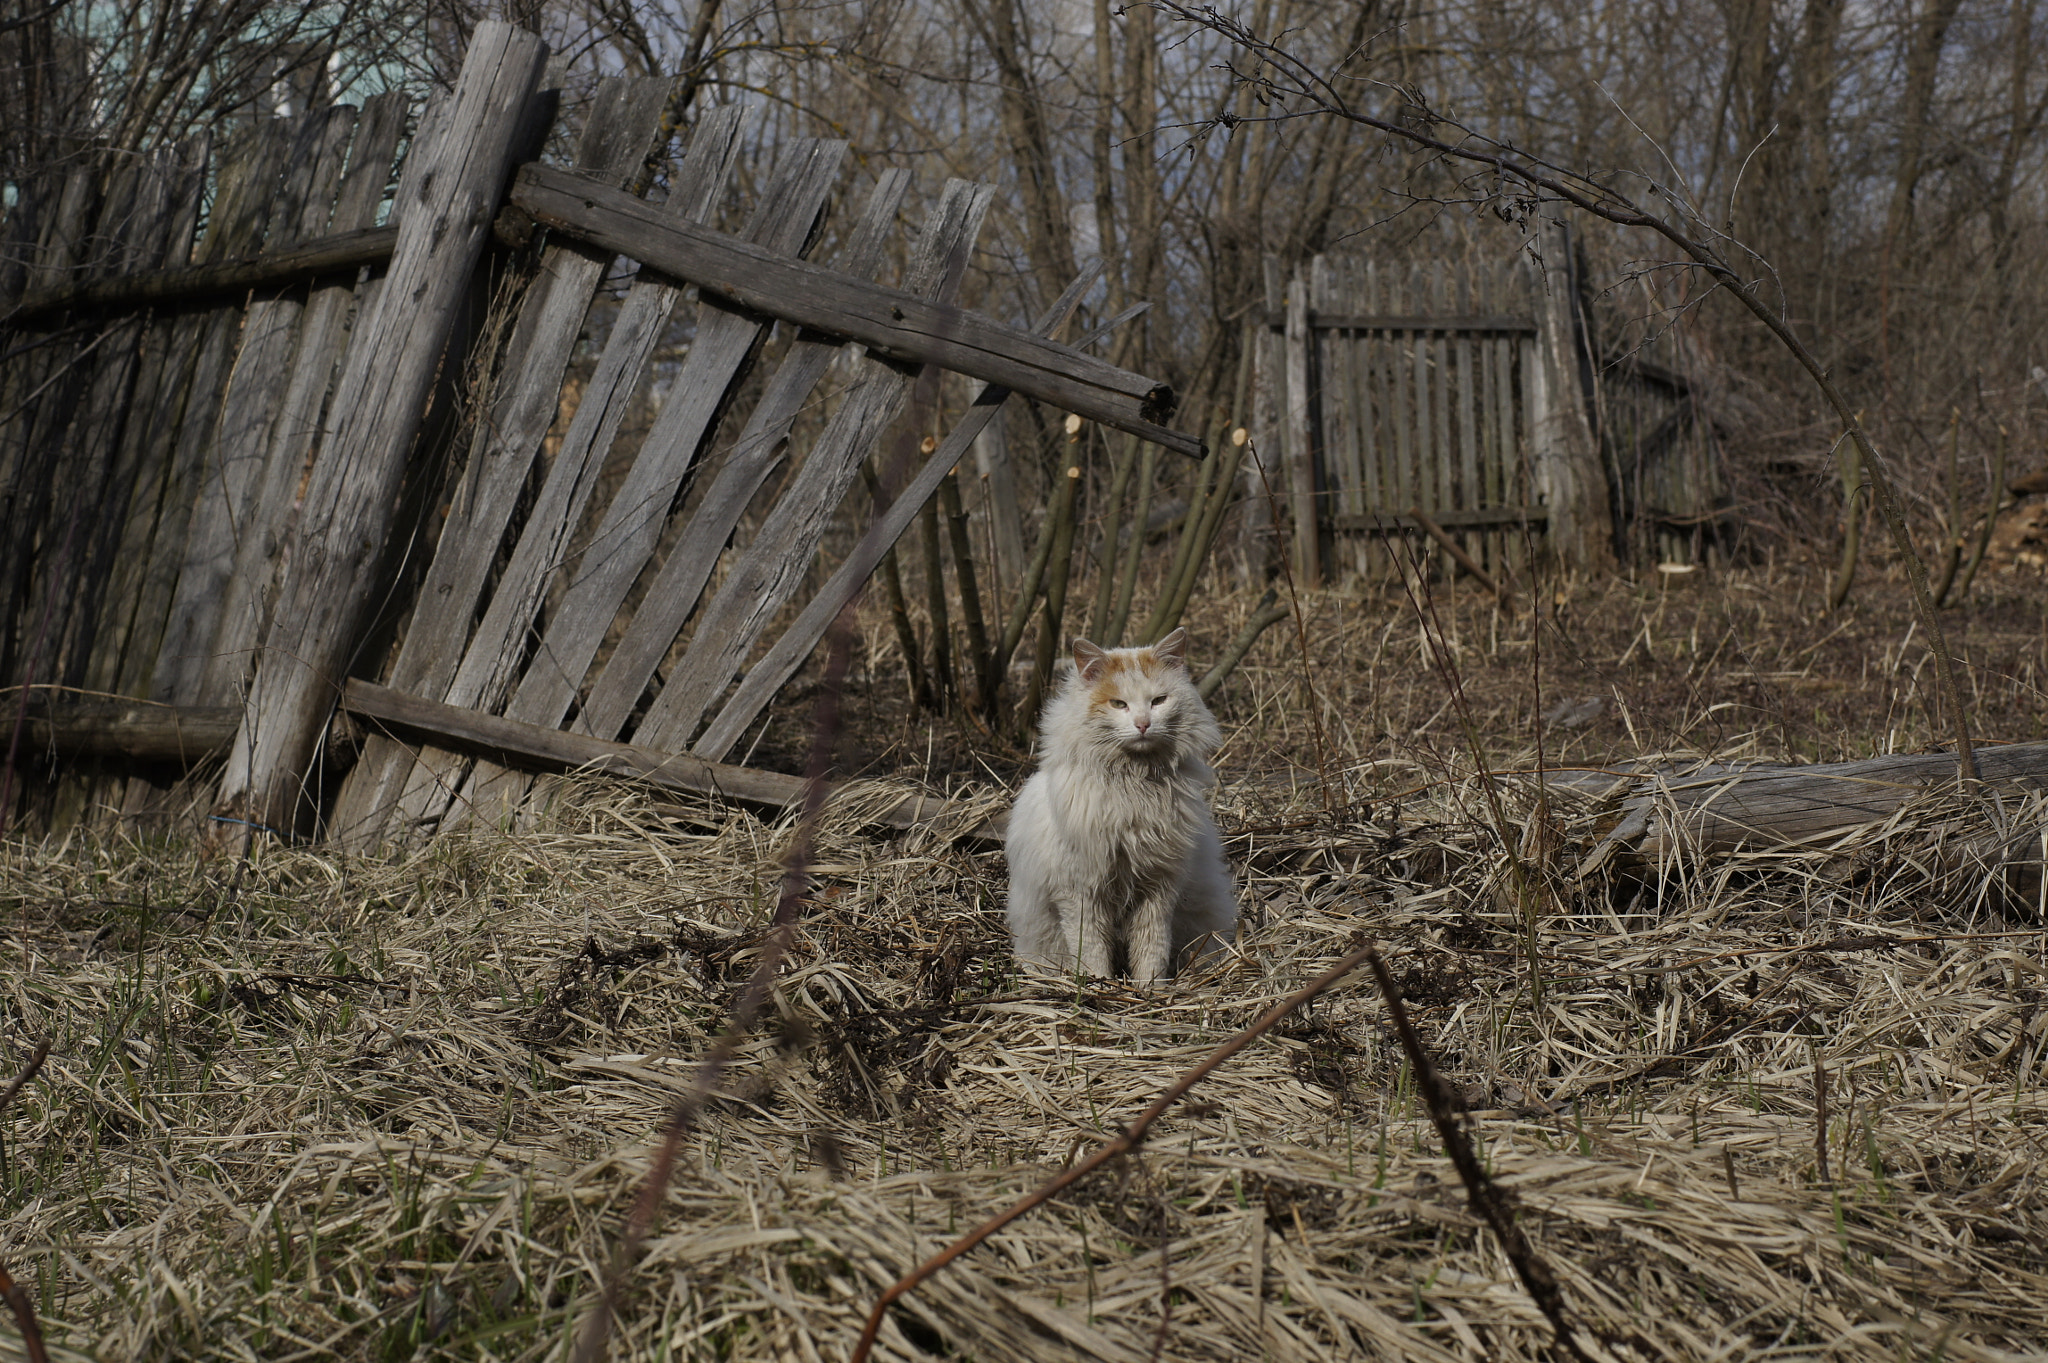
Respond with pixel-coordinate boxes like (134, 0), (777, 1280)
(1133, 715), (1150, 733)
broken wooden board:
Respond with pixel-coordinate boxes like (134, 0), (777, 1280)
(12, 688), (1006, 844)
(1580, 740), (2048, 873)
(509, 162), (1199, 456)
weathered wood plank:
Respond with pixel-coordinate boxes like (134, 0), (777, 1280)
(1587, 741), (2048, 866)
(8, 225), (400, 323)
(1281, 271), (1316, 584)
(215, 21), (550, 832)
(336, 679), (995, 838)
(44, 157), (184, 691)
(79, 139), (212, 699)
(327, 79), (678, 846)
(0, 164), (106, 686)
(199, 94), (410, 706)
(631, 180), (993, 754)
(509, 162), (1198, 457)
(433, 131), (839, 833)
(576, 167), (913, 742)
(14, 699), (240, 763)
(159, 108), (358, 706)
(141, 117), (306, 702)
(691, 266), (1112, 761)
(351, 111), (747, 844)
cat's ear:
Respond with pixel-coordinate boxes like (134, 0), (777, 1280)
(1151, 627), (1189, 669)
(1073, 638), (1110, 682)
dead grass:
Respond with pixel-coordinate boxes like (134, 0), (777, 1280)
(2, 557), (2046, 1362)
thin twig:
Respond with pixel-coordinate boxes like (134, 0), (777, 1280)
(1363, 945), (1595, 1363)
(0, 1040), (50, 1119)
(847, 943), (1377, 1363)
(0, 1257), (49, 1363)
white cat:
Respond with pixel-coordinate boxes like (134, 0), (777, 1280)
(1005, 628), (1237, 983)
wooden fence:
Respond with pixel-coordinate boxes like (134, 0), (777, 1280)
(0, 22), (1190, 843)
(1255, 238), (1612, 583)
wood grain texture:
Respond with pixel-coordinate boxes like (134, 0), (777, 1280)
(434, 128), (836, 834)
(340, 680), (996, 838)
(510, 162), (1198, 457)
(575, 167), (913, 743)
(14, 699), (239, 763)
(199, 95), (409, 706)
(1281, 273), (1316, 584)
(327, 79), (675, 847)
(691, 265), (1109, 762)
(163, 108), (358, 705)
(215, 22), (549, 832)
(1589, 741), (2048, 862)
(633, 180), (992, 754)
(144, 116), (311, 703)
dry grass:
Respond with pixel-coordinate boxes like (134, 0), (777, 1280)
(3, 557), (2047, 1362)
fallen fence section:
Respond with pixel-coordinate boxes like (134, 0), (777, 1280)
(1577, 740), (2048, 874)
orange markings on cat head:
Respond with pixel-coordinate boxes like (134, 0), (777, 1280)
(1071, 627), (1190, 692)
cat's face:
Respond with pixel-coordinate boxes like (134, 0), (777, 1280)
(1073, 629), (1193, 757)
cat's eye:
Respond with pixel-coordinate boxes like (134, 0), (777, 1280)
(1152, 695), (1168, 705)
(1108, 699), (1128, 709)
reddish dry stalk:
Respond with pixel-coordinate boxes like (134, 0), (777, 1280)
(0, 1039), (49, 1119)
(1363, 946), (1595, 1363)
(0, 1259), (48, 1363)
(846, 943), (1377, 1363)
(570, 604), (857, 1363)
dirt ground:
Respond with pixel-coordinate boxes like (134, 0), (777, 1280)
(2, 551), (2045, 1362)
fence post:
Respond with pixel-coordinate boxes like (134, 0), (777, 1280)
(1283, 268), (1320, 585)
(214, 20), (549, 834)
(1530, 217), (1614, 570)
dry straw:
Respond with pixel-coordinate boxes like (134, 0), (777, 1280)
(3, 736), (2045, 1361)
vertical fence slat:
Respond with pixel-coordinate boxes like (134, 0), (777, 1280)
(217, 20), (550, 832)
(162, 108), (358, 706)
(327, 78), (678, 846)
(365, 106), (747, 841)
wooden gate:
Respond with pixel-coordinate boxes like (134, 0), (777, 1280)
(1256, 242), (1609, 582)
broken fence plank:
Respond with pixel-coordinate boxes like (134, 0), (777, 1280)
(690, 267), (1118, 762)
(509, 162), (1200, 457)
(633, 178), (994, 753)
(11, 687), (1001, 840)
(216, 21), (550, 833)
(435, 128), (838, 835)
(340, 681), (998, 841)
(329, 78), (678, 848)
(1584, 740), (2048, 870)
(576, 166), (915, 743)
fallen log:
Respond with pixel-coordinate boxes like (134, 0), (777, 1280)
(1580, 740), (2048, 874)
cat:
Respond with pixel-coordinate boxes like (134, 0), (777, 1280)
(1005, 627), (1237, 983)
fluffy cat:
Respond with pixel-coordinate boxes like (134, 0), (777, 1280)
(1005, 627), (1237, 983)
